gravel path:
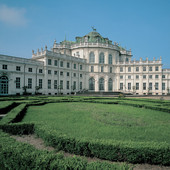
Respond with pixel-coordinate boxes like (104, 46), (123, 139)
(11, 135), (170, 170)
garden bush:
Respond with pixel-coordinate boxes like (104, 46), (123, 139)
(0, 123), (34, 135)
(0, 101), (18, 115)
(35, 125), (170, 165)
(0, 130), (132, 170)
(0, 104), (27, 124)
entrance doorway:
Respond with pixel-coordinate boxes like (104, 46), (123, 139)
(0, 76), (8, 95)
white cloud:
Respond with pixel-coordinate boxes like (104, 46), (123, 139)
(0, 4), (28, 26)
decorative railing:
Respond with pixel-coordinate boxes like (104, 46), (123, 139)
(54, 42), (132, 56)
(0, 54), (43, 65)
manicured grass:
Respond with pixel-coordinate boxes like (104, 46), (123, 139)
(22, 102), (170, 143)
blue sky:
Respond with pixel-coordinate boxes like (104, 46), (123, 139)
(0, 0), (170, 68)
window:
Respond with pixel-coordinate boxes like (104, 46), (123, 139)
(16, 77), (20, 89)
(73, 81), (76, 90)
(80, 82), (82, 90)
(16, 66), (21, 71)
(28, 78), (32, 89)
(120, 67), (123, 72)
(2, 65), (7, 70)
(80, 74), (82, 78)
(162, 83), (165, 90)
(67, 62), (70, 68)
(60, 61), (63, 67)
(39, 69), (43, 73)
(54, 71), (57, 75)
(67, 81), (69, 89)
(48, 70), (51, 74)
(120, 83), (123, 90)
(48, 80), (51, 89)
(60, 80), (63, 89)
(99, 53), (105, 64)
(76, 51), (79, 57)
(60, 71), (63, 76)
(155, 66), (159, 71)
(67, 72), (69, 76)
(136, 75), (139, 79)
(155, 75), (159, 79)
(136, 83), (139, 90)
(128, 75), (131, 79)
(54, 80), (57, 89)
(143, 67), (146, 71)
(149, 66), (152, 71)
(89, 52), (95, 63)
(162, 75), (165, 79)
(110, 67), (112, 73)
(120, 76), (123, 79)
(80, 65), (82, 70)
(99, 78), (104, 90)
(149, 75), (152, 79)
(39, 79), (42, 89)
(155, 83), (159, 90)
(48, 59), (52, 65)
(89, 77), (95, 90)
(74, 73), (76, 77)
(91, 66), (94, 72)
(143, 83), (146, 90)
(28, 68), (32, 72)
(128, 67), (131, 72)
(101, 66), (104, 72)
(74, 64), (76, 69)
(108, 78), (112, 91)
(126, 58), (129, 62)
(108, 54), (112, 64)
(136, 67), (139, 72)
(143, 75), (146, 79)
(149, 83), (152, 90)
(54, 60), (58, 66)
(128, 83), (131, 90)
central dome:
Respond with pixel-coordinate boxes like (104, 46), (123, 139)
(85, 31), (102, 38)
(75, 30), (112, 44)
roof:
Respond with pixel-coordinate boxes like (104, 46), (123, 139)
(75, 30), (112, 44)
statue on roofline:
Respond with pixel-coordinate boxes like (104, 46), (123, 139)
(92, 26), (97, 32)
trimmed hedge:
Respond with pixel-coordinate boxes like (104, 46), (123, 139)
(0, 130), (131, 170)
(0, 123), (34, 135)
(0, 98), (170, 167)
(35, 125), (170, 165)
(85, 100), (170, 113)
(0, 103), (28, 124)
(0, 101), (18, 115)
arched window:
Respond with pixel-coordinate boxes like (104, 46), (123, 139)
(89, 77), (95, 90)
(108, 54), (112, 64)
(99, 53), (105, 64)
(99, 78), (104, 91)
(108, 78), (113, 91)
(89, 52), (95, 63)
(0, 76), (8, 95)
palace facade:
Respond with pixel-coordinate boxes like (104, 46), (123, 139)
(0, 30), (170, 95)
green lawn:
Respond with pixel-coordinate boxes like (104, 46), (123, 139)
(22, 102), (170, 143)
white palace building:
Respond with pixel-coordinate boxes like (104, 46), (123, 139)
(0, 29), (170, 96)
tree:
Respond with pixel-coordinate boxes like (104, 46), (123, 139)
(35, 86), (40, 95)
(22, 86), (28, 95)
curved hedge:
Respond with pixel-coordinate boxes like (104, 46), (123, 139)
(0, 130), (131, 170)
(35, 125), (170, 166)
(0, 97), (170, 166)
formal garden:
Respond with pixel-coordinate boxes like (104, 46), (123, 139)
(0, 96), (170, 169)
